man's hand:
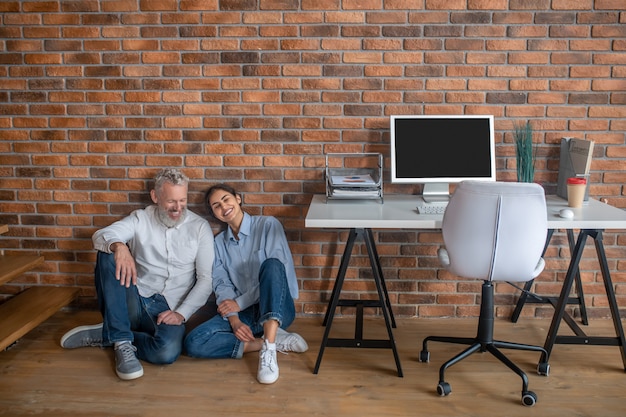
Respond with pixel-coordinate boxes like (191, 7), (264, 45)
(157, 310), (185, 326)
(111, 243), (137, 287)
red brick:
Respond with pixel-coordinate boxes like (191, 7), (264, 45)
(0, 3), (625, 318)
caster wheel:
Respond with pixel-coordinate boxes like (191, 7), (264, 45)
(537, 362), (550, 376)
(437, 382), (451, 396)
(522, 391), (537, 406)
(419, 350), (430, 363)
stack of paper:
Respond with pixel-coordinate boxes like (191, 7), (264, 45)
(329, 174), (380, 197)
(330, 174), (377, 186)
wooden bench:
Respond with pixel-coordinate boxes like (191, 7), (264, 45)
(0, 225), (79, 351)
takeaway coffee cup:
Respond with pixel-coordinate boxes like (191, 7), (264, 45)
(567, 177), (587, 208)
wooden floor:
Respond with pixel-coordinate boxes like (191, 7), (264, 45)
(1, 310), (625, 417)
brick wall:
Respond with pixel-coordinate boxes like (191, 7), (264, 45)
(1, 0), (625, 319)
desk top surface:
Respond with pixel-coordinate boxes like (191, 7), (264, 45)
(305, 194), (626, 230)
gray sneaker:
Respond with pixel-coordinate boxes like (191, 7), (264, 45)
(275, 327), (308, 353)
(114, 342), (144, 380)
(60, 323), (103, 349)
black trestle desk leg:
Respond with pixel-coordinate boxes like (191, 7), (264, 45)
(541, 230), (588, 364)
(511, 229), (554, 323)
(314, 228), (403, 377)
(314, 229), (354, 374)
(511, 228), (589, 325)
(542, 230), (626, 370)
(592, 231), (626, 370)
(366, 227), (396, 328)
(363, 228), (403, 377)
(567, 229), (589, 326)
(322, 228), (358, 327)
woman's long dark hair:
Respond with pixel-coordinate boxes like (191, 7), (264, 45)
(204, 183), (241, 230)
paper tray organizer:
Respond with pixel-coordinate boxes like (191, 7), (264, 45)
(325, 153), (383, 203)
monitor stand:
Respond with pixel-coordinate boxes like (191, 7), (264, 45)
(422, 183), (450, 203)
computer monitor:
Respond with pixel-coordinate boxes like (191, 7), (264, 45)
(390, 114), (496, 203)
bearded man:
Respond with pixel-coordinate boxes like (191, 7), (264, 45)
(60, 168), (215, 380)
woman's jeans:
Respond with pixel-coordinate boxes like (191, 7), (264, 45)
(95, 251), (185, 364)
(184, 258), (295, 359)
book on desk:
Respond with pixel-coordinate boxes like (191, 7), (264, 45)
(556, 137), (593, 202)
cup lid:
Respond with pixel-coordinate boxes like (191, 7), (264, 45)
(567, 177), (587, 185)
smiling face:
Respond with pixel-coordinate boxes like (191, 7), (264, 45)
(150, 181), (188, 228)
(207, 188), (243, 228)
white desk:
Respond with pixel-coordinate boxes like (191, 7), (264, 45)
(306, 194), (626, 375)
(306, 194), (626, 230)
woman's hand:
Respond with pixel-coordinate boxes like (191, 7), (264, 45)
(217, 299), (241, 317)
(228, 317), (255, 342)
(220, 300), (254, 341)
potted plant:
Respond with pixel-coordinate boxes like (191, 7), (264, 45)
(514, 121), (536, 183)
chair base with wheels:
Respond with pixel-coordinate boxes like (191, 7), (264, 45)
(419, 280), (550, 406)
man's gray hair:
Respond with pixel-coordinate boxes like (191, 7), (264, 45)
(153, 168), (189, 192)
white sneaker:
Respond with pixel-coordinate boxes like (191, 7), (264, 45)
(257, 341), (279, 384)
(275, 327), (308, 353)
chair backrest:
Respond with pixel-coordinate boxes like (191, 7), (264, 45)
(441, 181), (547, 283)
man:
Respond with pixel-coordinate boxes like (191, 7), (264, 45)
(60, 168), (215, 380)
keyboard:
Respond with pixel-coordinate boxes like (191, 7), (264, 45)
(416, 203), (448, 215)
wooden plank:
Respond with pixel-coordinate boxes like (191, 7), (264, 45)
(1, 315), (626, 416)
(0, 254), (45, 286)
(0, 286), (79, 351)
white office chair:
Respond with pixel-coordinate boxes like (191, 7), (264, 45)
(419, 181), (550, 406)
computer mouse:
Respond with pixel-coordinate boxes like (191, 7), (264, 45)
(559, 208), (574, 219)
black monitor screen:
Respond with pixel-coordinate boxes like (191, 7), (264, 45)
(390, 115), (496, 184)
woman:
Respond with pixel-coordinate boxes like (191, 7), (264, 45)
(184, 184), (308, 384)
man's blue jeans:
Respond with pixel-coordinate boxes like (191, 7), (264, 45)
(184, 258), (296, 359)
(95, 251), (185, 364)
